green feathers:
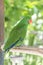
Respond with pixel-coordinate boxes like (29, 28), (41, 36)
(4, 16), (30, 51)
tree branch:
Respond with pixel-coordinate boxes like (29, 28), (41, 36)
(10, 46), (43, 57)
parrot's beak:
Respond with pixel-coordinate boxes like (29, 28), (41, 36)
(29, 19), (32, 24)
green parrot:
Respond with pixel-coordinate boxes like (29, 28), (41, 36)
(4, 16), (31, 52)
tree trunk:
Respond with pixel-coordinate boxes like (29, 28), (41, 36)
(0, 0), (4, 65)
(0, 0), (4, 46)
(0, 49), (4, 65)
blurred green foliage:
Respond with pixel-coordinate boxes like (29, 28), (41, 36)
(4, 0), (43, 65)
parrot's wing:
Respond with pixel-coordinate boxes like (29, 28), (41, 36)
(4, 17), (29, 51)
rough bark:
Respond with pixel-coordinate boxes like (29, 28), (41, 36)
(0, 0), (4, 46)
(0, 49), (4, 65)
(0, 0), (4, 65)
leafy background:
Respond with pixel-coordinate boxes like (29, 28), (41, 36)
(4, 0), (43, 65)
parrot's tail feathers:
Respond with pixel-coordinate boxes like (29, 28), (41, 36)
(5, 38), (22, 52)
(5, 48), (9, 52)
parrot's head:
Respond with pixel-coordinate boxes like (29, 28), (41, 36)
(23, 16), (32, 25)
